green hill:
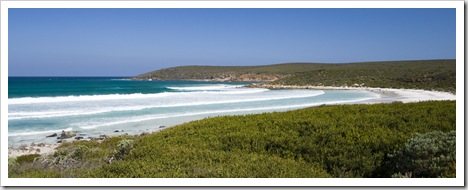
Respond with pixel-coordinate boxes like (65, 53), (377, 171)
(133, 59), (456, 93)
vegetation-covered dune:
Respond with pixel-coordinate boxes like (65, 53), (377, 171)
(133, 59), (455, 93)
(9, 101), (456, 178)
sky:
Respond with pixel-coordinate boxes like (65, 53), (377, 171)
(8, 8), (456, 76)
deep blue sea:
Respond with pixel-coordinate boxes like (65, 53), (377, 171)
(8, 77), (380, 147)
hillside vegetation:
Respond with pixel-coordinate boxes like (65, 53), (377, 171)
(133, 59), (455, 93)
(9, 101), (456, 178)
(271, 60), (456, 93)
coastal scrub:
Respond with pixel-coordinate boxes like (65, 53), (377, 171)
(9, 101), (456, 178)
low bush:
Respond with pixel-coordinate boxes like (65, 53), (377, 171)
(15, 154), (41, 165)
(114, 139), (134, 160)
(388, 130), (456, 178)
(8, 157), (18, 167)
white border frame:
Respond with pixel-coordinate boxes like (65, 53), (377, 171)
(1, 1), (464, 187)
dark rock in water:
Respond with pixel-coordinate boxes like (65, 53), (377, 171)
(78, 133), (86, 136)
(46, 133), (58, 138)
(59, 131), (76, 139)
(75, 136), (84, 140)
(114, 130), (120, 132)
(159, 126), (166, 129)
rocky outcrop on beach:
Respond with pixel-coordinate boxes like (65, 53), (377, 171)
(46, 133), (57, 138)
(57, 131), (77, 139)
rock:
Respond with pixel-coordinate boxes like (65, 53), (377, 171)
(46, 133), (58, 138)
(114, 130), (120, 132)
(75, 136), (84, 140)
(57, 140), (67, 143)
(140, 132), (150, 136)
(89, 137), (104, 141)
(99, 135), (108, 138)
(159, 126), (166, 129)
(59, 131), (76, 139)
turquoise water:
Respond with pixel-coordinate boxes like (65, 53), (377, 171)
(8, 77), (380, 147)
(9, 77), (250, 98)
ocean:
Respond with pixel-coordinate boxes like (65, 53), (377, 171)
(8, 77), (380, 147)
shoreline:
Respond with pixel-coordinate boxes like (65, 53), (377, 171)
(247, 84), (456, 103)
(8, 143), (59, 158)
(8, 84), (456, 158)
(7, 132), (156, 158)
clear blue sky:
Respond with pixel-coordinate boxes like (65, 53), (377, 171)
(9, 8), (456, 76)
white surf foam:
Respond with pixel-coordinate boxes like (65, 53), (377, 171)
(8, 88), (270, 105)
(8, 127), (73, 137)
(9, 90), (325, 120)
(9, 93), (167, 105)
(76, 95), (377, 130)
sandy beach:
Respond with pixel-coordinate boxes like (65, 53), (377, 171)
(249, 84), (456, 103)
(8, 85), (456, 158)
(8, 143), (59, 158)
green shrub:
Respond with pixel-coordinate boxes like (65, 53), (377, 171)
(8, 157), (18, 167)
(114, 139), (134, 160)
(15, 154), (41, 165)
(388, 130), (456, 178)
(69, 145), (89, 160)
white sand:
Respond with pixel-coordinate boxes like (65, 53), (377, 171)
(251, 84), (456, 103)
(381, 88), (456, 103)
(8, 144), (59, 158)
(8, 85), (455, 158)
